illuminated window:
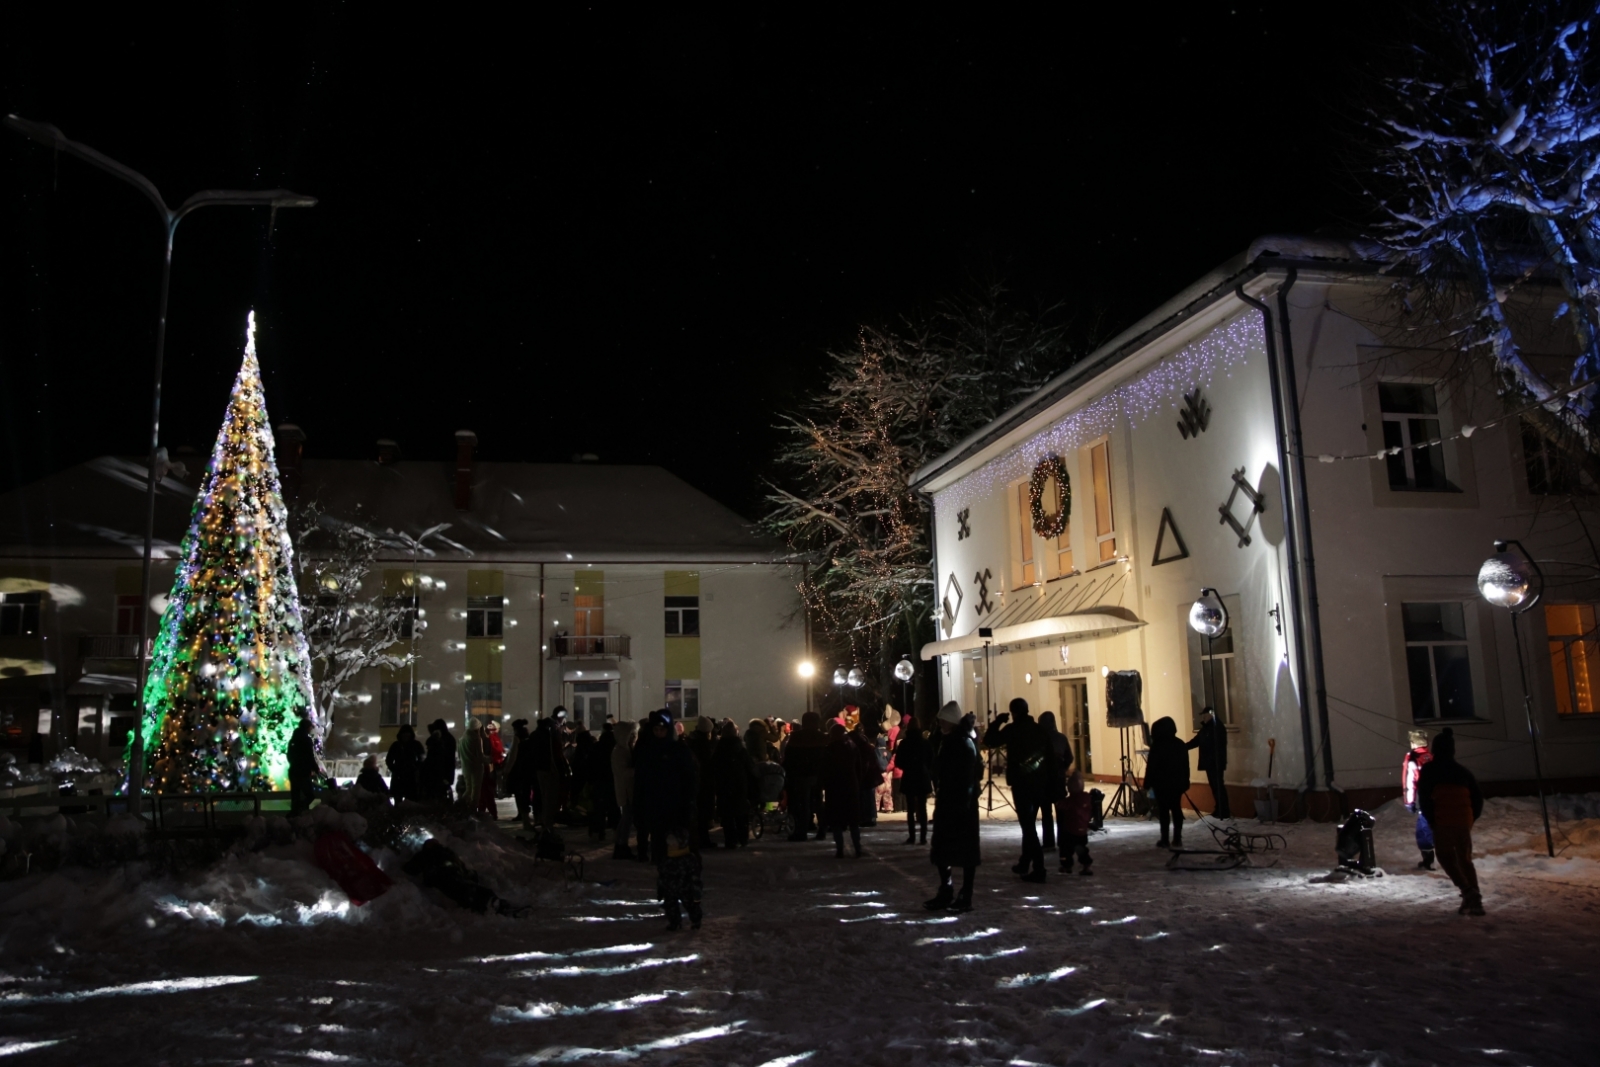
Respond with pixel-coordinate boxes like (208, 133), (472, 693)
(1015, 483), (1036, 586)
(665, 679), (700, 718)
(1546, 604), (1599, 716)
(1089, 440), (1117, 562)
(1402, 602), (1475, 720)
(464, 681), (502, 723)
(1380, 382), (1450, 491)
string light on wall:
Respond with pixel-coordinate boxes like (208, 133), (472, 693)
(936, 314), (1264, 513)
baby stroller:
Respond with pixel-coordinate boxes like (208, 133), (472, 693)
(751, 761), (789, 840)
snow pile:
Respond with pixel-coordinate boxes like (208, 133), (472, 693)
(1365, 793), (1600, 885)
(0, 753), (48, 788)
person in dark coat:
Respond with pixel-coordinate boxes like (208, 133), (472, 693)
(287, 715), (320, 815)
(504, 719), (537, 824)
(782, 711), (828, 841)
(385, 724), (425, 803)
(852, 721), (884, 828)
(355, 754), (390, 799)
(632, 709), (700, 861)
(1185, 707), (1230, 819)
(588, 722), (618, 841)
(423, 718), (457, 803)
(711, 721), (757, 848)
(1038, 711), (1074, 852)
(982, 697), (1057, 882)
(530, 711), (569, 831)
(1142, 716), (1190, 848)
(1417, 727), (1486, 915)
(685, 716), (719, 848)
(823, 722), (863, 857)
(927, 701), (982, 911)
(892, 710), (933, 845)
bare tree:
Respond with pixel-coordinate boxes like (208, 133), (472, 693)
(1366, 0), (1600, 482)
(765, 286), (1075, 688)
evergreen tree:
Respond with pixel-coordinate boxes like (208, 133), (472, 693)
(140, 313), (316, 792)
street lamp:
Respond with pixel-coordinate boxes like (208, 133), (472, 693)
(797, 661), (815, 679)
(894, 654), (914, 718)
(1477, 539), (1555, 857)
(4, 115), (316, 806)
(1188, 588), (1229, 809)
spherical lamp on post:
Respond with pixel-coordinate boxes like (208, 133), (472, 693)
(1188, 587), (1229, 810)
(894, 655), (915, 719)
(1477, 539), (1554, 857)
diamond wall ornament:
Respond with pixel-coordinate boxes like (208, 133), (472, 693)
(1150, 507), (1190, 566)
(973, 568), (994, 616)
(941, 573), (964, 636)
(1177, 388), (1211, 439)
(1217, 467), (1265, 548)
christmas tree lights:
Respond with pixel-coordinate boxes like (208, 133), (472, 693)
(140, 312), (316, 793)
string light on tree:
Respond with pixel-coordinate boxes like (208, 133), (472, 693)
(140, 312), (316, 794)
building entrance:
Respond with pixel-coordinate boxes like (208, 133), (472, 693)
(1059, 677), (1091, 775)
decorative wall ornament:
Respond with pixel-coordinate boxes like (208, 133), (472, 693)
(1177, 389), (1211, 439)
(956, 507), (971, 541)
(941, 573), (964, 636)
(933, 314), (1262, 513)
(1150, 507), (1190, 566)
(1218, 467), (1265, 548)
(973, 568), (994, 616)
(1028, 454), (1071, 539)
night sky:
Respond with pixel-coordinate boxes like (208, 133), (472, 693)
(0, 3), (1407, 517)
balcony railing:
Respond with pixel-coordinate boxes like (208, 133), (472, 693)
(547, 634), (631, 659)
(79, 635), (152, 659)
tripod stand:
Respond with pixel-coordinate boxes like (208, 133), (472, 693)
(982, 725), (1015, 816)
(1105, 726), (1146, 817)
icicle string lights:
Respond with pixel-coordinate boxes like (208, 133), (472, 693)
(935, 314), (1264, 513)
(140, 312), (316, 793)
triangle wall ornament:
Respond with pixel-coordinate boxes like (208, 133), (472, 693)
(1151, 507), (1190, 567)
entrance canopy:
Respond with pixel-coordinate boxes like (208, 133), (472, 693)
(920, 605), (1145, 660)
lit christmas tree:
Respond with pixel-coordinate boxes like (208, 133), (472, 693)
(140, 312), (316, 793)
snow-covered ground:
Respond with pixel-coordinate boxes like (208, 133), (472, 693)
(0, 794), (1596, 1066)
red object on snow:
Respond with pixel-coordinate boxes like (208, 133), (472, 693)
(313, 828), (394, 906)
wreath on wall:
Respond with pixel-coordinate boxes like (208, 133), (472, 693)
(1029, 454), (1071, 539)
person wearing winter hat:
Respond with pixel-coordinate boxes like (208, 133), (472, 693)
(926, 701), (982, 911)
(687, 715), (719, 848)
(1417, 727), (1485, 915)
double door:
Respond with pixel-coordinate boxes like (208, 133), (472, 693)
(1058, 678), (1091, 776)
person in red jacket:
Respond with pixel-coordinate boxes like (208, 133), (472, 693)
(1401, 729), (1435, 870)
(1417, 728), (1485, 916)
(479, 719), (506, 818)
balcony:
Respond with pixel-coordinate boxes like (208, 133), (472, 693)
(547, 634), (631, 659)
(79, 635), (152, 659)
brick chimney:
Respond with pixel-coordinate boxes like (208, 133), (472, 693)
(376, 438), (401, 466)
(276, 424), (305, 502)
(454, 430), (477, 511)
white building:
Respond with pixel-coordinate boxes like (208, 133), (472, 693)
(912, 237), (1600, 818)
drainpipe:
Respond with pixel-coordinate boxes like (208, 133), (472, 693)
(1235, 282), (1319, 795)
(538, 562), (546, 717)
(1274, 271), (1339, 806)
(921, 488), (941, 719)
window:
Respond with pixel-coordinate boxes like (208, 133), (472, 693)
(1089, 440), (1117, 562)
(571, 681), (611, 730)
(389, 594), (419, 639)
(1198, 629), (1240, 726)
(1380, 383), (1450, 491)
(381, 681), (418, 726)
(1014, 483), (1037, 586)
(665, 596), (699, 636)
(106, 694), (136, 750)
(1053, 510), (1074, 578)
(464, 681), (501, 723)
(1546, 604), (1599, 716)
(1522, 419), (1588, 495)
(114, 594), (142, 635)
(0, 593), (41, 636)
(1402, 602), (1475, 720)
(466, 596), (503, 638)
(665, 678), (700, 718)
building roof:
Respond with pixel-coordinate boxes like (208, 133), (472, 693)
(0, 454), (787, 565)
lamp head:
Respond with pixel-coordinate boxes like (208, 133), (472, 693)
(893, 657), (915, 683)
(797, 661), (815, 679)
(847, 667), (865, 688)
(1188, 588), (1229, 638)
(1477, 540), (1541, 612)
(832, 667), (847, 687)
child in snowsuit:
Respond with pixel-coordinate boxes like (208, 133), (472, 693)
(657, 828), (704, 931)
(1058, 771), (1094, 876)
(1401, 729), (1435, 870)
(1417, 727), (1485, 916)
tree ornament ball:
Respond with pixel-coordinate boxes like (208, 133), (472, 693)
(1029, 454), (1071, 539)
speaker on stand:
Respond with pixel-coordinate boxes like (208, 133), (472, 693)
(1103, 669), (1148, 818)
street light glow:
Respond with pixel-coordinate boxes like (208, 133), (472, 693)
(797, 661), (815, 678)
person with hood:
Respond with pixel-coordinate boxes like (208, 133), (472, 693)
(612, 720), (639, 859)
(531, 709), (569, 831)
(1141, 716), (1190, 848)
(1401, 729), (1436, 870)
(1417, 727), (1485, 915)
(892, 709), (933, 845)
(1038, 711), (1073, 851)
(783, 711), (828, 841)
(686, 716), (719, 848)
(633, 709), (701, 891)
(287, 715), (321, 815)
(385, 723), (425, 804)
(458, 718), (487, 809)
(823, 722), (864, 857)
(588, 722), (618, 841)
(423, 719), (457, 802)
(711, 720), (758, 849)
(1185, 707), (1230, 819)
(983, 698), (1057, 882)
(503, 719), (536, 824)
(355, 754), (390, 799)
(927, 701), (982, 911)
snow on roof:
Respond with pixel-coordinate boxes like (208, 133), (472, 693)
(0, 457), (785, 564)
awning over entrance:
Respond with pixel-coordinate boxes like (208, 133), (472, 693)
(919, 606), (1146, 660)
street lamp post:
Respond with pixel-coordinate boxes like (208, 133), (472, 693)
(1188, 588), (1229, 811)
(4, 115), (316, 808)
(1476, 539), (1556, 858)
(894, 655), (915, 721)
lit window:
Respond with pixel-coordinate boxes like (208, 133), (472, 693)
(665, 678), (700, 718)
(1015, 483), (1036, 586)
(464, 682), (502, 723)
(1380, 383), (1450, 491)
(665, 597), (699, 636)
(466, 596), (503, 638)
(1089, 441), (1116, 562)
(1402, 602), (1475, 720)
(1545, 604), (1599, 716)
(0, 593), (41, 636)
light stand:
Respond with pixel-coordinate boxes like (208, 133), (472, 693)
(1189, 588), (1230, 819)
(894, 655), (915, 722)
(1477, 540), (1555, 858)
(976, 628), (1013, 815)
